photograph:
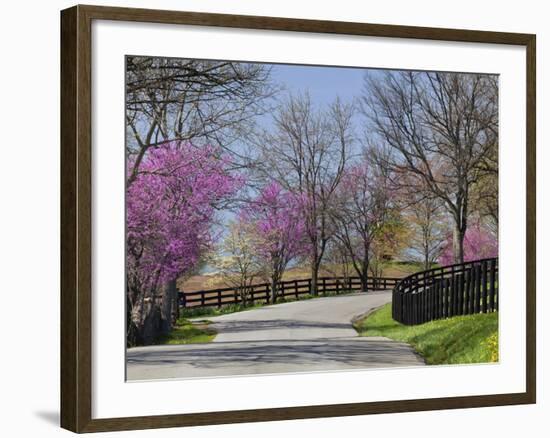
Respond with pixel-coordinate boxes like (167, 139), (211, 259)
(0, 0), (542, 435)
(125, 56), (500, 381)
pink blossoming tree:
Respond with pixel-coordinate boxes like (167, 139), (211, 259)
(126, 142), (241, 344)
(240, 182), (308, 302)
(439, 224), (498, 266)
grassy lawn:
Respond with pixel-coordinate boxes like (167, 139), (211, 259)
(353, 303), (498, 365)
(154, 318), (217, 345)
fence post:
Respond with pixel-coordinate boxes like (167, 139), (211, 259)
(464, 269), (471, 315)
(489, 259), (496, 312)
(180, 292), (187, 308)
(481, 260), (488, 313)
(433, 281), (438, 320)
(422, 289), (429, 323)
(424, 287), (428, 322)
(444, 278), (450, 318)
(454, 274), (460, 316)
(474, 264), (481, 314)
(431, 283), (436, 321)
(495, 260), (499, 311)
(457, 273), (464, 315)
(430, 284), (433, 322)
(410, 293), (414, 325)
(469, 266), (476, 314)
(409, 293), (413, 325)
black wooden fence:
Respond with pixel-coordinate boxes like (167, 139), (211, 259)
(392, 258), (499, 325)
(179, 275), (401, 309)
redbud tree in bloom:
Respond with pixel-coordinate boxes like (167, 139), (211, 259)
(240, 181), (308, 302)
(126, 142), (242, 331)
(439, 224), (498, 266)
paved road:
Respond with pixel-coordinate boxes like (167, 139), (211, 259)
(127, 291), (424, 380)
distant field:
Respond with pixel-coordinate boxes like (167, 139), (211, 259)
(177, 261), (427, 293)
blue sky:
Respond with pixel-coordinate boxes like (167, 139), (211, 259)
(202, 63), (374, 273)
(270, 63), (368, 106)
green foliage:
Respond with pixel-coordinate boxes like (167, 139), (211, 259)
(153, 318), (216, 345)
(354, 303), (498, 365)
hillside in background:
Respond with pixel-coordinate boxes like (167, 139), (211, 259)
(177, 261), (426, 293)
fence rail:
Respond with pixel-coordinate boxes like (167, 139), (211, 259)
(179, 276), (401, 309)
(392, 258), (499, 325)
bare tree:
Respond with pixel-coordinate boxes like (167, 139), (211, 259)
(361, 71), (498, 263)
(324, 240), (353, 286)
(472, 76), (499, 233)
(254, 93), (353, 294)
(126, 56), (276, 185)
(330, 151), (396, 290)
(472, 173), (498, 234)
(407, 193), (448, 270)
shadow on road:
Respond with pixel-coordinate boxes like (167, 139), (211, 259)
(211, 319), (352, 333)
(127, 338), (421, 370)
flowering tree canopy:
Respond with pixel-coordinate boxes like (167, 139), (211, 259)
(439, 224), (498, 266)
(126, 142), (242, 296)
(210, 221), (265, 304)
(239, 181), (308, 301)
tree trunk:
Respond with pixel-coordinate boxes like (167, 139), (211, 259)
(127, 288), (166, 346)
(424, 245), (430, 271)
(359, 256), (370, 291)
(360, 272), (369, 292)
(310, 261), (320, 296)
(159, 279), (177, 336)
(452, 224), (465, 264)
(270, 277), (278, 304)
(240, 285), (248, 307)
(140, 297), (157, 345)
(171, 281), (180, 325)
(126, 294), (140, 347)
(128, 294), (147, 346)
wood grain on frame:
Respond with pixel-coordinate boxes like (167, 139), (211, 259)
(60, 4), (536, 433)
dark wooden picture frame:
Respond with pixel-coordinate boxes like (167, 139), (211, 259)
(60, 4), (536, 433)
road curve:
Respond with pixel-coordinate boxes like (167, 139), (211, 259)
(127, 291), (424, 380)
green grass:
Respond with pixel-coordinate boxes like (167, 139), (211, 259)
(353, 303), (498, 365)
(153, 318), (217, 345)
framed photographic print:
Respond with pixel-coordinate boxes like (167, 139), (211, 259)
(60, 4), (536, 433)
